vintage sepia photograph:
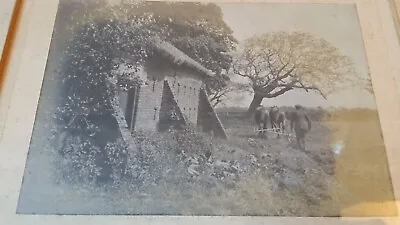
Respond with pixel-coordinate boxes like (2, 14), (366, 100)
(16, 0), (397, 217)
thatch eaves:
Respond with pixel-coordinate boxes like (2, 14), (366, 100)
(151, 38), (215, 78)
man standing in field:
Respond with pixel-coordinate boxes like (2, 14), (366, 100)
(291, 104), (312, 151)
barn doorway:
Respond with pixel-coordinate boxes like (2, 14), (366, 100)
(158, 80), (186, 132)
(125, 85), (141, 132)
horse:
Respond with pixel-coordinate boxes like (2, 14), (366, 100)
(269, 105), (287, 139)
(254, 105), (269, 138)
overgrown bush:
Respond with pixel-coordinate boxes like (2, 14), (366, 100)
(52, 122), (336, 216)
(57, 134), (103, 185)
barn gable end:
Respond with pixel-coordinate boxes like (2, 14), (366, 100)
(119, 40), (228, 139)
(134, 79), (164, 132)
(143, 57), (204, 127)
(164, 77), (202, 126)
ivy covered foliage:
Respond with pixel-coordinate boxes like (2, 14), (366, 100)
(57, 0), (237, 116)
(53, 0), (237, 185)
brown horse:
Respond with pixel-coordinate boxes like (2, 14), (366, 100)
(254, 105), (269, 138)
(269, 105), (287, 139)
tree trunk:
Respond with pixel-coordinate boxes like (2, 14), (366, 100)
(246, 94), (264, 116)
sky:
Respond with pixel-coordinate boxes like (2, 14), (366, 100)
(216, 2), (377, 109)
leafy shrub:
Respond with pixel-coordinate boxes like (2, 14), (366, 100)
(56, 133), (103, 185)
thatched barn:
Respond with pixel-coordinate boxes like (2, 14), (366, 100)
(118, 39), (228, 139)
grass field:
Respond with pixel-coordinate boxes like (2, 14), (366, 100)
(216, 113), (397, 216)
(325, 120), (397, 216)
(217, 114), (340, 216)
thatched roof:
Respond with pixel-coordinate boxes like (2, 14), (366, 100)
(151, 38), (215, 78)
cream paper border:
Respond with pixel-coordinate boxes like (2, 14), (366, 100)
(0, 0), (16, 56)
(1, 0), (400, 224)
(0, 0), (18, 138)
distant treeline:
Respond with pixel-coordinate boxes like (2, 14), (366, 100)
(215, 106), (380, 121)
(321, 107), (380, 121)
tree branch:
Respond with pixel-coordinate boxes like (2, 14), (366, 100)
(291, 83), (327, 99)
(265, 79), (298, 98)
(232, 62), (253, 79)
(260, 64), (295, 89)
(209, 90), (227, 102)
(266, 86), (293, 98)
(275, 62), (290, 78)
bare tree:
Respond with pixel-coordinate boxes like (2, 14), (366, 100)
(208, 81), (249, 108)
(232, 31), (363, 114)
